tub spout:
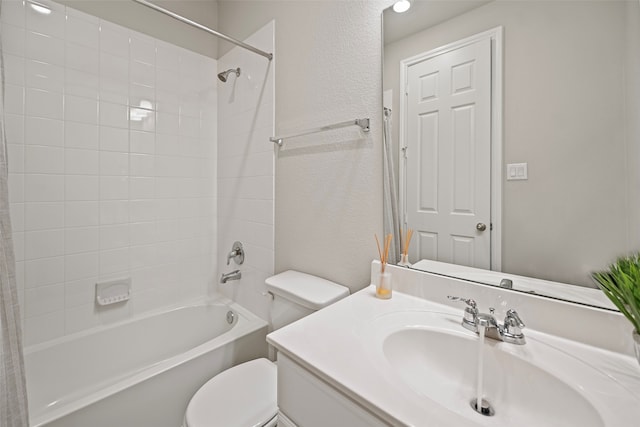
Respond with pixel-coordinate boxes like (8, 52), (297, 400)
(220, 270), (241, 284)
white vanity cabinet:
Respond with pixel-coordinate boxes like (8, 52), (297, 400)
(276, 354), (390, 427)
(267, 264), (640, 427)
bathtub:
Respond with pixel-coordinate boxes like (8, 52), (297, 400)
(24, 297), (268, 427)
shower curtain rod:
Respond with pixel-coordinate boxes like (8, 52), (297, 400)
(132, 0), (273, 61)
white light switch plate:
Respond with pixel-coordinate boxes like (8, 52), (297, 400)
(507, 163), (528, 180)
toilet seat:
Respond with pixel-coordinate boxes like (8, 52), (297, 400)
(184, 358), (277, 427)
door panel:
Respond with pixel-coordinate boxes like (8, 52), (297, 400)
(452, 104), (475, 214)
(405, 38), (491, 269)
(417, 231), (438, 261)
(452, 235), (474, 267)
(418, 112), (438, 212)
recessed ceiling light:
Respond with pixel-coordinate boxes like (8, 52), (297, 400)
(393, 0), (411, 13)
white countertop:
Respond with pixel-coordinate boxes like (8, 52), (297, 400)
(267, 286), (640, 427)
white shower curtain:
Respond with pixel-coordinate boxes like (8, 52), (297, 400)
(0, 1), (30, 424)
(383, 108), (402, 264)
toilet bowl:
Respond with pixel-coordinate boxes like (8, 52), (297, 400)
(183, 270), (349, 427)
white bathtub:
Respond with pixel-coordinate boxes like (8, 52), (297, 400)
(25, 297), (268, 427)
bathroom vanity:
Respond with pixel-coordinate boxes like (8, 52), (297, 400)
(267, 262), (640, 426)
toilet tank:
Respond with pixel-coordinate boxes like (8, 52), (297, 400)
(266, 270), (350, 330)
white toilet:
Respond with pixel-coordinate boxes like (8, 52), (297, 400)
(183, 270), (350, 427)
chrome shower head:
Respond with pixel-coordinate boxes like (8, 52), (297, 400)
(217, 67), (241, 82)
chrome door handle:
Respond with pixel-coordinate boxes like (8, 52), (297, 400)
(476, 223), (487, 231)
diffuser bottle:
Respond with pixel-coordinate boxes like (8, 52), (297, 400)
(398, 254), (411, 267)
(375, 270), (392, 299)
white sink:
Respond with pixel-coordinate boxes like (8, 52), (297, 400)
(366, 310), (637, 426)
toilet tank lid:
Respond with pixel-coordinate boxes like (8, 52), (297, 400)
(265, 270), (350, 310)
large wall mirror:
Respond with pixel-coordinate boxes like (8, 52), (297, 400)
(383, 0), (640, 309)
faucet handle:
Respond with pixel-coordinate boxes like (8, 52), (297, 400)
(226, 248), (238, 265)
(500, 278), (513, 289)
(502, 309), (526, 344)
(447, 296), (477, 309)
(447, 296), (478, 332)
(505, 309), (525, 329)
(226, 241), (245, 265)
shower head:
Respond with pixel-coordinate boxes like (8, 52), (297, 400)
(218, 67), (241, 82)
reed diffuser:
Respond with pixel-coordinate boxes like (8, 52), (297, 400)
(375, 233), (393, 299)
(398, 228), (413, 267)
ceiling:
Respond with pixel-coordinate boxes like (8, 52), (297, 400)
(384, 0), (491, 44)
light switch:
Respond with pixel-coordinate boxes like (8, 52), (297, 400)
(507, 163), (528, 181)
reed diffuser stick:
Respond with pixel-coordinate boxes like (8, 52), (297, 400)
(375, 233), (393, 273)
(385, 233), (392, 263)
(375, 234), (383, 268)
(403, 229), (414, 256)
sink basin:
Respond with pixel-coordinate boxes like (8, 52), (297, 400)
(366, 310), (638, 426)
(385, 327), (601, 426)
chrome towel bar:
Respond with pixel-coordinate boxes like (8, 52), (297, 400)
(270, 118), (370, 147)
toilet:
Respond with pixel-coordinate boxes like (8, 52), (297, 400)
(183, 270), (350, 427)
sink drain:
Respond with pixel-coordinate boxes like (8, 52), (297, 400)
(470, 399), (495, 417)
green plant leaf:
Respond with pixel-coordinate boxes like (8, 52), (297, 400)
(592, 253), (640, 333)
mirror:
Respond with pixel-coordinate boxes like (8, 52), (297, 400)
(383, 0), (640, 309)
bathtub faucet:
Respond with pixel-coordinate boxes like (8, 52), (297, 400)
(220, 270), (241, 284)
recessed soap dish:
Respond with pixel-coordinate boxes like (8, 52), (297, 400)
(96, 278), (131, 306)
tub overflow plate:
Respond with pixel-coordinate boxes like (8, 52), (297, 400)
(226, 310), (236, 324)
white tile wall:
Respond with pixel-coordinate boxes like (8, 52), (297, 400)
(217, 21), (275, 321)
(3, 0), (218, 346)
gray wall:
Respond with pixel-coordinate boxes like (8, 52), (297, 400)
(627, 1), (640, 251)
(218, 0), (390, 292)
(55, 0), (637, 289)
(51, 0), (388, 291)
(58, 0), (219, 57)
(384, 1), (636, 286)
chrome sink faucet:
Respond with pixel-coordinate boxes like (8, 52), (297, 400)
(447, 296), (526, 345)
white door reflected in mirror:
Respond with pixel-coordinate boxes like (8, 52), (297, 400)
(401, 32), (496, 271)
